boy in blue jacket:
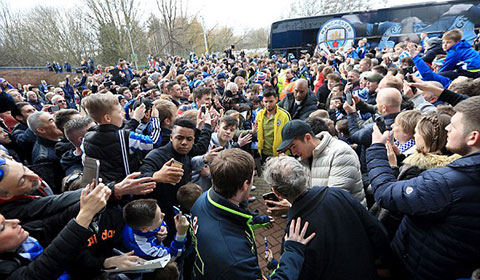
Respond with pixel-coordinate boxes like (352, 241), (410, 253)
(122, 199), (190, 260)
(439, 29), (480, 79)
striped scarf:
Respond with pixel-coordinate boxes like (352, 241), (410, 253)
(395, 138), (415, 154)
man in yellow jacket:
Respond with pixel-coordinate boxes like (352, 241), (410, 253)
(256, 89), (291, 161)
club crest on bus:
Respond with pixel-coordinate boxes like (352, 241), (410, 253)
(317, 18), (356, 52)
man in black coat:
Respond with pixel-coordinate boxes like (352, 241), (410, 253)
(279, 79), (317, 120)
(263, 156), (388, 280)
(10, 102), (37, 164)
(140, 116), (211, 241)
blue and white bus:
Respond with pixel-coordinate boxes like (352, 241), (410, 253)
(269, 1), (480, 56)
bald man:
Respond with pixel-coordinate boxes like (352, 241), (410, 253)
(343, 88), (402, 179)
(278, 79), (317, 120)
(345, 88), (402, 147)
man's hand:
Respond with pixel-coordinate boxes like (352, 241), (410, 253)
(103, 251), (145, 269)
(265, 249), (274, 263)
(372, 124), (390, 145)
(343, 98), (357, 115)
(252, 122), (258, 135)
(133, 103), (146, 121)
(408, 80), (444, 97)
(403, 80), (417, 99)
(174, 213), (190, 235)
(203, 146), (223, 163)
(114, 172), (156, 197)
(386, 141), (398, 167)
(136, 92), (147, 100)
(156, 225), (168, 242)
(265, 198), (291, 216)
(199, 165), (210, 177)
(344, 82), (353, 94)
(238, 133), (252, 147)
(152, 159), (184, 184)
(151, 106), (159, 118)
(284, 217), (316, 245)
(41, 104), (53, 112)
(196, 110), (205, 130)
(77, 180), (111, 228)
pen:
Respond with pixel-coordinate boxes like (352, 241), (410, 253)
(113, 248), (126, 255)
(264, 237), (268, 259)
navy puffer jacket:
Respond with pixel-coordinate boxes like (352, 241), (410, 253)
(367, 144), (480, 280)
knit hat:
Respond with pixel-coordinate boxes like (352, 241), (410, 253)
(255, 72), (267, 84)
(193, 79), (204, 88)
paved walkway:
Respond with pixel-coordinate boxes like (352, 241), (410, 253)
(248, 176), (287, 275)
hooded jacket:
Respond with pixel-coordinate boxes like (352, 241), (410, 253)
(439, 40), (480, 73)
(367, 145), (480, 279)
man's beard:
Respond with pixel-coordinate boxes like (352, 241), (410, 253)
(447, 142), (471, 156)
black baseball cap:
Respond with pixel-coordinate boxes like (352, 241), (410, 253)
(277, 120), (312, 152)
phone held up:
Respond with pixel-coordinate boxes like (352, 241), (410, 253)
(262, 192), (279, 207)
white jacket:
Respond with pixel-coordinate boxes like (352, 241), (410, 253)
(302, 131), (366, 206)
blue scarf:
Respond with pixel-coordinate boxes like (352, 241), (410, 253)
(395, 138), (415, 154)
(18, 236), (43, 261)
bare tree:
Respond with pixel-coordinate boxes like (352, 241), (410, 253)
(84, 0), (148, 64)
(288, 0), (388, 18)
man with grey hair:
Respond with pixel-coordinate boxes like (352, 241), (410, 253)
(28, 111), (64, 192)
(27, 91), (44, 111)
(263, 156), (388, 280)
(51, 95), (68, 110)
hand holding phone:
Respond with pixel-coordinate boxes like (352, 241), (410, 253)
(262, 192), (280, 207)
(375, 116), (387, 134)
(345, 91), (353, 106)
(171, 159), (183, 169)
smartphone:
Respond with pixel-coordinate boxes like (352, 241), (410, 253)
(345, 91), (353, 106)
(406, 74), (417, 95)
(347, 78), (353, 84)
(49, 105), (60, 113)
(375, 116), (387, 134)
(201, 105), (207, 114)
(262, 192), (279, 207)
(264, 237), (269, 259)
(171, 159), (183, 169)
(173, 205), (181, 215)
(80, 156), (100, 188)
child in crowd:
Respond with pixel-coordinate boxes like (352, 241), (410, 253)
(176, 183), (203, 214)
(122, 199), (190, 260)
(438, 29), (480, 79)
(81, 93), (161, 182)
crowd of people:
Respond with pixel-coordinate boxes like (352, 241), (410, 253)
(0, 27), (480, 280)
